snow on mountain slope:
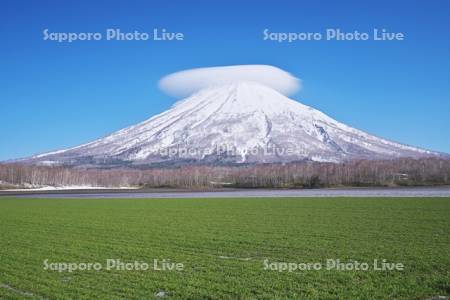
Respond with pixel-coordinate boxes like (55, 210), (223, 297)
(23, 80), (438, 167)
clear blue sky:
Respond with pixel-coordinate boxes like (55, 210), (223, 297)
(1, 0), (449, 160)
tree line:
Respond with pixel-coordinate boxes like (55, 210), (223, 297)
(0, 157), (449, 189)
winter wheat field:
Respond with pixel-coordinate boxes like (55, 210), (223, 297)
(0, 196), (449, 299)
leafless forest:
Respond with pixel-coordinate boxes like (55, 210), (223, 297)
(0, 158), (449, 189)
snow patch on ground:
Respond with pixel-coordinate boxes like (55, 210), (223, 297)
(218, 255), (253, 261)
(4, 185), (139, 192)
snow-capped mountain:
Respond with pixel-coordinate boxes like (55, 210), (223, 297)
(23, 80), (438, 167)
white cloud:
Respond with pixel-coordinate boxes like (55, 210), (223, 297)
(158, 65), (301, 98)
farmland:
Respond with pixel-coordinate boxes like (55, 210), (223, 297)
(0, 197), (449, 299)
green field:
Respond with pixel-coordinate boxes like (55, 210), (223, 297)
(0, 197), (449, 299)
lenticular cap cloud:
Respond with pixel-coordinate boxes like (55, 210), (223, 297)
(158, 65), (301, 98)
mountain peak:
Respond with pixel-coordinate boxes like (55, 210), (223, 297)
(174, 80), (304, 118)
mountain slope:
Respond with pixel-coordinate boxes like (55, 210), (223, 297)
(24, 81), (438, 167)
